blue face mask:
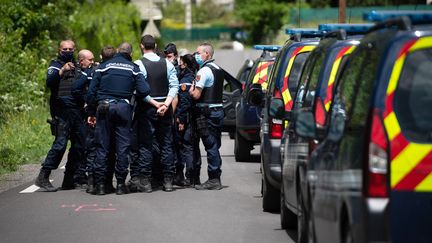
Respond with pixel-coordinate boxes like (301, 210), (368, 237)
(194, 53), (204, 66)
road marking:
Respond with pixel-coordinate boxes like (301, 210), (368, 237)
(19, 180), (54, 193)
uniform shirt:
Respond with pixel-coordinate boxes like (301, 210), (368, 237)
(196, 61), (223, 108)
(175, 68), (195, 124)
(46, 58), (89, 109)
(87, 53), (150, 116)
(134, 52), (179, 102)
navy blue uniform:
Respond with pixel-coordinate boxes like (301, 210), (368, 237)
(87, 53), (150, 186)
(43, 58), (89, 186)
(174, 68), (202, 181)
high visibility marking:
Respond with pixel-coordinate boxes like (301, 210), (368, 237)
(393, 150), (432, 191)
(384, 36), (432, 191)
(281, 45), (316, 111)
(391, 144), (432, 188)
(252, 61), (272, 88)
(324, 46), (356, 111)
(19, 180), (54, 193)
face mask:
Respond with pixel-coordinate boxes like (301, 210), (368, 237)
(60, 51), (74, 62)
(195, 53), (204, 66)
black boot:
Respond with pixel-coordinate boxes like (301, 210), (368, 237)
(138, 175), (152, 193)
(116, 183), (129, 195)
(174, 168), (188, 187)
(127, 176), (140, 193)
(95, 184), (106, 195)
(86, 174), (95, 194)
(35, 168), (57, 192)
(195, 178), (222, 190)
(60, 172), (75, 190)
(163, 174), (174, 192)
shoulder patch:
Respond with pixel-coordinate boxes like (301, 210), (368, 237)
(196, 75), (201, 81)
(48, 69), (54, 75)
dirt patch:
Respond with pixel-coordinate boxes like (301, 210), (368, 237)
(0, 163), (41, 193)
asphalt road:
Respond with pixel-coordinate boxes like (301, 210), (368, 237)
(0, 133), (294, 243)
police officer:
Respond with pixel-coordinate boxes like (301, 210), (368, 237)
(35, 40), (88, 192)
(189, 42), (224, 190)
(129, 35), (179, 192)
(87, 42), (150, 195)
(84, 45), (117, 194)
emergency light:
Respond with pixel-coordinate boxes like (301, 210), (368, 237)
(364, 10), (432, 24)
(285, 28), (324, 38)
(253, 45), (282, 52)
(318, 24), (373, 34)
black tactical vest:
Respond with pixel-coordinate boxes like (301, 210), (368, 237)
(198, 62), (224, 104)
(141, 57), (169, 98)
(57, 65), (81, 97)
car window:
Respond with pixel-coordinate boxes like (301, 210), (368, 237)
(288, 52), (310, 99)
(394, 48), (432, 143)
(303, 51), (326, 108)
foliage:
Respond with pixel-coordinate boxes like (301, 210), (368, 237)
(0, 106), (51, 174)
(308, 0), (426, 8)
(70, 0), (142, 59)
(234, 0), (288, 44)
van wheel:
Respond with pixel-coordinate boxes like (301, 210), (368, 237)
(308, 207), (316, 243)
(342, 214), (353, 243)
(297, 188), (308, 243)
(280, 183), (297, 229)
(262, 174), (279, 212)
(234, 131), (251, 161)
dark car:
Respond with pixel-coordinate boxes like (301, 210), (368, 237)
(295, 11), (432, 243)
(234, 45), (280, 162)
(279, 24), (371, 241)
(248, 30), (322, 212)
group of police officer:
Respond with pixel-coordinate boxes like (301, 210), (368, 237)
(35, 35), (225, 195)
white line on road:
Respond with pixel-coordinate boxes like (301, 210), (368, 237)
(19, 180), (54, 194)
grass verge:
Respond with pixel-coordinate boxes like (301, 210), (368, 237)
(0, 106), (52, 175)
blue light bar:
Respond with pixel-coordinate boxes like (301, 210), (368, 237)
(364, 10), (432, 24)
(253, 45), (282, 51)
(285, 28), (324, 38)
(318, 23), (373, 34)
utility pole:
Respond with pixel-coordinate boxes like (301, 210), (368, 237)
(339, 0), (346, 23)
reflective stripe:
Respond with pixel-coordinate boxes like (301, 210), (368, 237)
(48, 66), (60, 71)
(196, 103), (223, 108)
(96, 66), (143, 76)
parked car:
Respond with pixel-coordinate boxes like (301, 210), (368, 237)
(234, 45), (280, 162)
(224, 59), (255, 139)
(248, 30), (322, 212)
(279, 24), (372, 242)
(295, 11), (432, 243)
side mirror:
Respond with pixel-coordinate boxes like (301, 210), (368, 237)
(295, 110), (316, 139)
(327, 112), (345, 142)
(269, 97), (285, 119)
(247, 83), (264, 106)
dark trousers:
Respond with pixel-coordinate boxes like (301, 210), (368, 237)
(133, 103), (175, 177)
(198, 107), (224, 179)
(174, 121), (201, 179)
(43, 108), (86, 180)
(85, 125), (116, 184)
(94, 102), (132, 185)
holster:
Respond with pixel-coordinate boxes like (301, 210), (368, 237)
(47, 118), (58, 136)
(97, 100), (110, 116)
(196, 113), (209, 137)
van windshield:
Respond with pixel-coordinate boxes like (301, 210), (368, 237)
(394, 48), (432, 143)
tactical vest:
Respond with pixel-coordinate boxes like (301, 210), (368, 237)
(141, 57), (169, 98)
(198, 62), (224, 104)
(58, 65), (82, 97)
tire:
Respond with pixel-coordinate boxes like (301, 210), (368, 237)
(234, 131), (251, 162)
(342, 216), (353, 243)
(280, 183), (297, 229)
(262, 174), (280, 212)
(308, 208), (316, 243)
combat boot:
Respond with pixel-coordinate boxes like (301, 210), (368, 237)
(95, 184), (106, 195)
(60, 171), (75, 190)
(86, 174), (95, 194)
(163, 174), (174, 192)
(116, 183), (129, 195)
(35, 168), (57, 192)
(138, 175), (152, 193)
(174, 168), (188, 187)
(127, 176), (140, 193)
(195, 178), (222, 190)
